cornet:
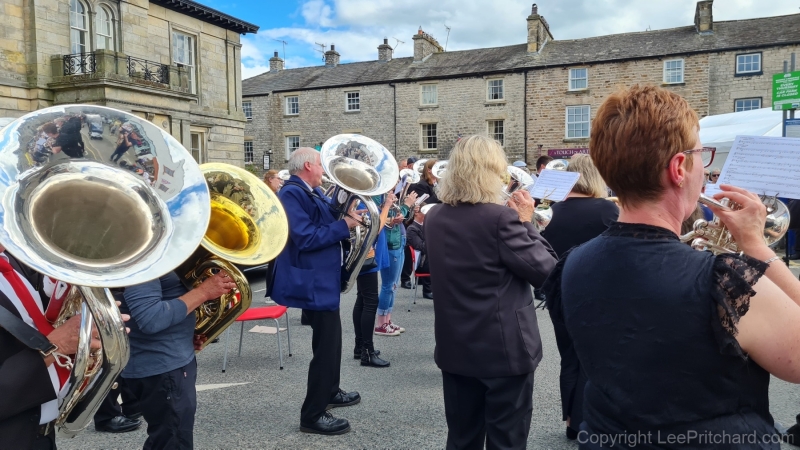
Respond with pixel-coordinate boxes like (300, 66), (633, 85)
(680, 194), (790, 254)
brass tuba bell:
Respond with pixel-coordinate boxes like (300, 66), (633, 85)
(176, 164), (289, 350)
(320, 134), (399, 293)
(0, 105), (210, 438)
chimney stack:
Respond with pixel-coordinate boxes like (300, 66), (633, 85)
(413, 28), (443, 62)
(526, 3), (553, 53)
(378, 38), (393, 62)
(324, 44), (340, 66)
(694, 0), (714, 34)
(269, 51), (284, 71)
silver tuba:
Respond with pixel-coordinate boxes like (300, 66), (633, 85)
(320, 134), (398, 293)
(431, 160), (448, 179)
(0, 105), (210, 438)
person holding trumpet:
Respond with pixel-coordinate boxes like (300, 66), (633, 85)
(543, 84), (800, 448)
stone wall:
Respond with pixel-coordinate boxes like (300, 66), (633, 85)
(708, 45), (800, 115)
(526, 54), (710, 161)
(395, 73), (526, 165)
(0, 0), (246, 166)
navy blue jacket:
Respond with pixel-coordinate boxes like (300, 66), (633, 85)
(269, 175), (350, 310)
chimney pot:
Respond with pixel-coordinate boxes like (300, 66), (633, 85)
(378, 38), (393, 62)
(384, 38), (388, 44)
(324, 44), (340, 66)
(331, 44), (335, 51)
(273, 51), (278, 57)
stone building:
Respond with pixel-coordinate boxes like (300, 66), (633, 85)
(0, 0), (257, 165)
(243, 1), (800, 172)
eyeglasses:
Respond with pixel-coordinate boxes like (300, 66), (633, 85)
(682, 147), (715, 168)
(710, 173), (720, 178)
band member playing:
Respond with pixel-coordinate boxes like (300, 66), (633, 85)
(425, 135), (557, 449)
(543, 85), (800, 449)
(119, 270), (234, 449)
(268, 147), (360, 436)
(0, 248), (103, 449)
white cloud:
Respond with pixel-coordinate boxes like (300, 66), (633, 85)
(241, 0), (800, 79)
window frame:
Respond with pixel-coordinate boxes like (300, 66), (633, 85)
(734, 97), (762, 112)
(285, 135), (300, 160)
(345, 91), (360, 112)
(421, 123), (438, 151)
(242, 100), (252, 121)
(488, 120), (504, 146)
(663, 59), (685, 84)
(735, 52), (763, 76)
(244, 140), (254, 163)
(285, 96), (299, 115)
(189, 131), (205, 164)
(568, 68), (588, 91)
(172, 30), (197, 94)
(420, 84), (438, 106)
(487, 78), (504, 102)
(95, 5), (115, 51)
(565, 105), (591, 139)
(69, 0), (89, 55)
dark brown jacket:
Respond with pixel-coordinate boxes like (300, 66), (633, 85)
(425, 202), (557, 378)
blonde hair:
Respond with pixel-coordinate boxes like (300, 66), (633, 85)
(263, 169), (279, 183)
(437, 135), (507, 205)
(567, 154), (608, 198)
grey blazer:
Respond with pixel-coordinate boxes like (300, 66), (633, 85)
(425, 202), (557, 378)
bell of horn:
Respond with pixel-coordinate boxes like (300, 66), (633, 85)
(0, 105), (210, 438)
(176, 163), (289, 349)
(320, 134), (398, 293)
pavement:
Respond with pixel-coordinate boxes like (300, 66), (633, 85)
(60, 266), (800, 450)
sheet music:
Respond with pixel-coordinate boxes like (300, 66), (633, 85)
(529, 170), (581, 202)
(717, 135), (800, 200)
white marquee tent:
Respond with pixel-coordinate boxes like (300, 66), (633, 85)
(699, 107), (784, 169)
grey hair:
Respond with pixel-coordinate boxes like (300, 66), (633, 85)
(287, 147), (318, 175)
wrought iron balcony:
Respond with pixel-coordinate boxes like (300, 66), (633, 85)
(63, 53), (97, 75)
(126, 56), (170, 85)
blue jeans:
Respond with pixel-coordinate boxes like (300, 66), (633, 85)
(378, 245), (405, 315)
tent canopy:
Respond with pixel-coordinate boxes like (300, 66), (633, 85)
(699, 107), (784, 169)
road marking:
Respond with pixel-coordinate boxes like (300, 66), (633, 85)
(252, 288), (266, 293)
(196, 382), (250, 392)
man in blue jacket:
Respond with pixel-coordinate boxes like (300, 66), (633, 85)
(269, 147), (360, 435)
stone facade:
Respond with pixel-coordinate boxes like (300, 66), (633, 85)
(708, 45), (800, 115)
(0, 0), (255, 166)
(527, 54), (711, 156)
(243, 2), (800, 172)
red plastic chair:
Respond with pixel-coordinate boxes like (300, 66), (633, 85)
(222, 305), (292, 371)
(407, 245), (430, 312)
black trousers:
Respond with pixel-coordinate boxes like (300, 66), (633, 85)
(441, 370), (535, 450)
(94, 376), (140, 424)
(31, 430), (55, 450)
(353, 271), (379, 349)
(550, 310), (586, 428)
(300, 309), (342, 424)
(124, 358), (197, 450)
(400, 245), (412, 283)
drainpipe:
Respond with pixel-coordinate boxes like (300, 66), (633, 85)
(390, 83), (397, 158)
(523, 70), (528, 165)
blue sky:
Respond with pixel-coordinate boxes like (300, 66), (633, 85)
(200, 0), (800, 80)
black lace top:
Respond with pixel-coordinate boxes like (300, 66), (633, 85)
(543, 222), (776, 449)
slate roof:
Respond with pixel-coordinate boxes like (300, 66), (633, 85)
(243, 13), (800, 96)
(150, 0), (258, 34)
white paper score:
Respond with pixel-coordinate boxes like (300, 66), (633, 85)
(717, 135), (800, 200)
(529, 170), (581, 202)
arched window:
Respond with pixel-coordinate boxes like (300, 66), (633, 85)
(69, 0), (89, 54)
(96, 6), (115, 51)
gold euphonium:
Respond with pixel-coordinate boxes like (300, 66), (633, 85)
(176, 164), (289, 350)
(320, 134), (399, 293)
(0, 105), (211, 438)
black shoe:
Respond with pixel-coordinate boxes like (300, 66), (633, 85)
(784, 423), (800, 446)
(125, 412), (142, 421)
(360, 348), (390, 367)
(353, 346), (380, 359)
(423, 291), (433, 299)
(300, 411), (351, 435)
(566, 426), (579, 440)
(327, 389), (361, 409)
(789, 254), (800, 261)
(401, 281), (412, 289)
(95, 416), (142, 433)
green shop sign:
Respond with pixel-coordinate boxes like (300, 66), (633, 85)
(773, 71), (800, 111)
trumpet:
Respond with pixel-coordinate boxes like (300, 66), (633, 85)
(680, 194), (790, 255)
